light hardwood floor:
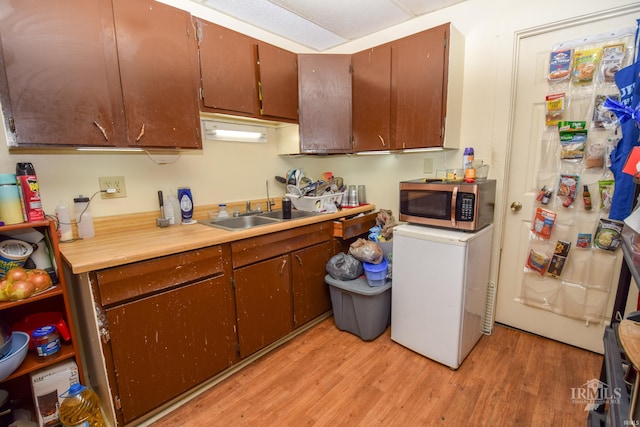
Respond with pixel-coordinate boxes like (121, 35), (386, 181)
(151, 317), (603, 426)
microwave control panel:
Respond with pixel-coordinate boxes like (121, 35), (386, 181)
(457, 193), (475, 221)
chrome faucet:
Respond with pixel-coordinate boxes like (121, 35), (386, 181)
(266, 179), (275, 212)
(245, 200), (262, 215)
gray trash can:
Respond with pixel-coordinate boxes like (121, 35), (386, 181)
(325, 275), (391, 341)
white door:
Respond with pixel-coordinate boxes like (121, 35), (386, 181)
(496, 8), (640, 353)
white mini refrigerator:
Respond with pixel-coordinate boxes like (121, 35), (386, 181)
(391, 223), (493, 369)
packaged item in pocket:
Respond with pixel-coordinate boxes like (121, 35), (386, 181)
(594, 218), (623, 251)
(532, 207), (556, 240)
(545, 93), (566, 126)
(526, 248), (551, 275)
(546, 240), (571, 278)
(548, 49), (572, 81)
(558, 121), (587, 160)
(598, 180), (615, 210)
(592, 94), (619, 129)
(576, 233), (592, 248)
(600, 43), (626, 82)
(573, 48), (601, 83)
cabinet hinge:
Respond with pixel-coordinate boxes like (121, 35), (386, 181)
(349, 63), (353, 74)
(441, 126), (445, 138)
(231, 276), (235, 290)
(8, 117), (15, 134)
(444, 36), (449, 50)
(114, 395), (122, 410)
(199, 87), (204, 100)
(236, 342), (241, 355)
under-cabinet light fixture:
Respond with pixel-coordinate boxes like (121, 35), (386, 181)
(75, 147), (145, 152)
(355, 150), (392, 155)
(202, 119), (267, 143)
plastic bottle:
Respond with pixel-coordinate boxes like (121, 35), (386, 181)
(177, 187), (194, 223)
(463, 147), (475, 182)
(58, 383), (106, 427)
(56, 201), (74, 241)
(73, 196), (95, 239)
(0, 174), (24, 225)
(217, 204), (229, 220)
(163, 194), (181, 225)
(15, 162), (44, 222)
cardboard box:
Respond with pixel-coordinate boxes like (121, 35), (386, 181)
(30, 360), (79, 427)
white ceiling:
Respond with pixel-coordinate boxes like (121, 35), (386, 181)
(188, 0), (465, 51)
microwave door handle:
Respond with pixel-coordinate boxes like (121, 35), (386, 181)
(450, 186), (458, 227)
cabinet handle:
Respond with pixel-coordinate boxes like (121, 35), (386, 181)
(294, 254), (303, 267)
(378, 134), (385, 147)
(136, 123), (145, 142)
(93, 121), (109, 141)
(279, 258), (287, 275)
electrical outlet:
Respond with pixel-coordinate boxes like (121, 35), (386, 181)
(99, 176), (127, 199)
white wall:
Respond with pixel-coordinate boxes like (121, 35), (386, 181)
(1, 0), (638, 222)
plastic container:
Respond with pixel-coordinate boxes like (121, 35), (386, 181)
(55, 202), (73, 241)
(73, 196), (95, 239)
(58, 383), (106, 427)
(0, 239), (33, 278)
(31, 326), (60, 362)
(163, 194), (181, 225)
(363, 258), (388, 287)
(0, 174), (24, 225)
(325, 275), (391, 341)
(217, 204), (229, 220)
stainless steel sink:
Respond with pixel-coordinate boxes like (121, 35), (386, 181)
(200, 209), (318, 231)
(200, 215), (280, 231)
(257, 210), (318, 220)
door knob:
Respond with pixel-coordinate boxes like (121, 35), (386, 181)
(510, 201), (522, 212)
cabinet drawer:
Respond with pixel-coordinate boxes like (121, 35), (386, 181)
(333, 211), (377, 239)
(231, 223), (332, 268)
(95, 246), (224, 306)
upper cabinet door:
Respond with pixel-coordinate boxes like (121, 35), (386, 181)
(352, 45), (392, 152)
(391, 24), (448, 150)
(197, 20), (259, 117)
(298, 54), (352, 154)
(257, 42), (298, 121)
(0, 0), (124, 147)
(113, 0), (201, 149)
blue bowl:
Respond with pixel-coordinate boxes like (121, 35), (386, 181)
(0, 331), (29, 381)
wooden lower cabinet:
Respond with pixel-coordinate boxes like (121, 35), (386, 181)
(292, 241), (333, 328)
(235, 255), (293, 358)
(104, 276), (236, 424)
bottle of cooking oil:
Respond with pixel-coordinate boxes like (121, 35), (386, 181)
(58, 383), (106, 427)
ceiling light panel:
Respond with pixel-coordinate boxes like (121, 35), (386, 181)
(270, 0), (411, 40)
(201, 0), (347, 50)
(396, 0), (466, 15)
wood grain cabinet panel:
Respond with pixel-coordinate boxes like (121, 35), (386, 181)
(292, 241), (333, 328)
(0, 0), (201, 149)
(257, 41), (299, 121)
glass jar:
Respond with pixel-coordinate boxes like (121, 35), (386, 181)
(32, 325), (60, 362)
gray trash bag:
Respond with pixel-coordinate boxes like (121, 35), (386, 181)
(326, 253), (363, 281)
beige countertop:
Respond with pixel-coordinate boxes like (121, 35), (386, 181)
(60, 204), (375, 274)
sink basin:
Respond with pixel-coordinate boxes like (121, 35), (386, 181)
(200, 215), (280, 231)
(257, 210), (318, 220)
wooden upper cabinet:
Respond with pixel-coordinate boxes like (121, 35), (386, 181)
(0, 0), (201, 149)
(297, 54), (352, 154)
(257, 41), (298, 121)
(391, 23), (461, 150)
(112, 0), (201, 149)
(0, 0), (124, 147)
(352, 45), (392, 152)
(196, 19), (259, 117)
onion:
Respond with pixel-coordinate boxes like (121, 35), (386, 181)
(27, 269), (53, 293)
(7, 279), (35, 301)
(5, 267), (27, 283)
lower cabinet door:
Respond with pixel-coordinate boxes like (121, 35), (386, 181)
(292, 241), (333, 328)
(234, 255), (293, 358)
(105, 275), (236, 424)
